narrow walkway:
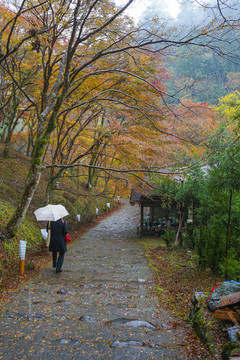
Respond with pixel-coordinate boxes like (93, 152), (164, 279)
(0, 200), (189, 359)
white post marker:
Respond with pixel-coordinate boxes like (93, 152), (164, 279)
(77, 214), (81, 222)
(96, 208), (99, 217)
(19, 240), (27, 275)
(107, 203), (110, 212)
(117, 195), (120, 204)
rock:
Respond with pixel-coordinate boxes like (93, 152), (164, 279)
(227, 326), (240, 343)
(110, 340), (143, 348)
(189, 294), (216, 356)
(59, 338), (79, 345)
(56, 289), (75, 295)
(208, 281), (240, 311)
(124, 320), (156, 329)
(79, 315), (96, 323)
(57, 289), (68, 294)
(106, 318), (138, 325)
(105, 318), (156, 329)
(191, 292), (205, 307)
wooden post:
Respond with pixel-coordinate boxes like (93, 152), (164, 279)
(19, 240), (27, 275)
(19, 260), (25, 275)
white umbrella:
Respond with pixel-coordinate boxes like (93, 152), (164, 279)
(34, 204), (69, 221)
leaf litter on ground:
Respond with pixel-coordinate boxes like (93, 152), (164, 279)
(144, 242), (228, 359)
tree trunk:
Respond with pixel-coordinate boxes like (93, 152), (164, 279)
(45, 168), (55, 205)
(87, 151), (99, 190)
(102, 175), (110, 196)
(191, 200), (195, 248)
(3, 104), (19, 158)
(76, 165), (80, 215)
(3, 84), (20, 158)
(45, 178), (53, 205)
(5, 45), (69, 239)
(0, 124), (7, 142)
(6, 137), (46, 239)
(26, 121), (35, 157)
(226, 189), (233, 260)
(44, 167), (65, 205)
(174, 211), (184, 247)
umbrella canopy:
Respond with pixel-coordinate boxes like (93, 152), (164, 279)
(34, 204), (69, 221)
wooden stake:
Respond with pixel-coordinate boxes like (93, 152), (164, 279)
(19, 260), (25, 275)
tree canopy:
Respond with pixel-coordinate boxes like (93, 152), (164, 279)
(0, 0), (240, 240)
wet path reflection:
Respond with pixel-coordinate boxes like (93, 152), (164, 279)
(0, 199), (189, 359)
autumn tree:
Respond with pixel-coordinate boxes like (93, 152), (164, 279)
(35, 33), (171, 203)
(0, 4), (39, 156)
(1, 0), (240, 240)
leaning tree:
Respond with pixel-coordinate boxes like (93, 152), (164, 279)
(0, 0), (239, 239)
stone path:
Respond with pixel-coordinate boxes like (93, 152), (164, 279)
(0, 199), (191, 359)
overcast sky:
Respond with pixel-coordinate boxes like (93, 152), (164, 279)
(115, 0), (180, 22)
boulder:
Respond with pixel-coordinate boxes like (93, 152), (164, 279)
(208, 281), (240, 311)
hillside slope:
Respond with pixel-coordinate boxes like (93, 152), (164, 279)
(0, 144), (117, 294)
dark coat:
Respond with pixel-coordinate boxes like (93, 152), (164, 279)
(47, 218), (68, 253)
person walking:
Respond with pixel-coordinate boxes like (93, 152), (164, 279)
(47, 218), (68, 273)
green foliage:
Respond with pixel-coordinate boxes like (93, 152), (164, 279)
(3, 241), (19, 262)
(152, 175), (179, 201)
(0, 200), (42, 251)
(149, 111), (240, 275)
(0, 200), (45, 288)
(216, 90), (240, 129)
(188, 158), (240, 273)
(221, 342), (240, 360)
(190, 306), (216, 355)
(219, 248), (240, 281)
(168, 45), (240, 105)
(162, 229), (175, 247)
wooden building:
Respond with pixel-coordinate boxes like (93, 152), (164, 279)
(130, 187), (188, 236)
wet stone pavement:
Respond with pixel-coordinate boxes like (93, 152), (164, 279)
(0, 199), (191, 359)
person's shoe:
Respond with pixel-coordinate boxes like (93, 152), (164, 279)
(56, 269), (62, 273)
(53, 264), (56, 268)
